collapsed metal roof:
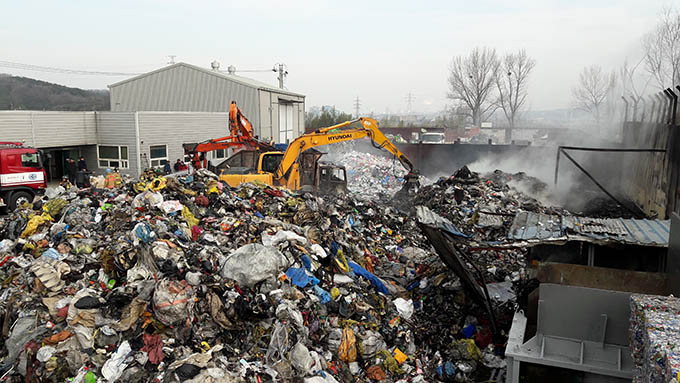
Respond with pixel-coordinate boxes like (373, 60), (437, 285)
(508, 211), (670, 247)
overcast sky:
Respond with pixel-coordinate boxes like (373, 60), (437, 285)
(0, 0), (669, 114)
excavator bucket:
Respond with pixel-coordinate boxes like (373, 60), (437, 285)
(392, 171), (420, 203)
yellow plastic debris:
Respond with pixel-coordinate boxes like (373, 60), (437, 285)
(21, 213), (53, 238)
(393, 348), (408, 364)
(43, 198), (67, 217)
(182, 206), (199, 227)
(335, 249), (350, 273)
(338, 327), (357, 363)
(146, 177), (167, 191)
(330, 287), (341, 300)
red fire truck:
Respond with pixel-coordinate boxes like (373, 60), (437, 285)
(0, 142), (47, 211)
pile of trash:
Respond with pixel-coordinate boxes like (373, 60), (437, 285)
(414, 166), (566, 244)
(334, 151), (416, 200)
(0, 168), (514, 382)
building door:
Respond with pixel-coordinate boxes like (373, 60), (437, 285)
(278, 103), (294, 143)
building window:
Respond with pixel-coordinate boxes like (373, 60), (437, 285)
(98, 145), (129, 169)
(149, 145), (168, 167)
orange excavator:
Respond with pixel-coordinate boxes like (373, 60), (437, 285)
(182, 101), (275, 169)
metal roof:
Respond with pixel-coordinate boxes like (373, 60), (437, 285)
(108, 62), (305, 97)
(508, 211), (670, 247)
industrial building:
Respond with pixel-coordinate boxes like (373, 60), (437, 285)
(0, 63), (306, 181)
(109, 62), (305, 143)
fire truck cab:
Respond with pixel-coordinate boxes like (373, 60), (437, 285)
(0, 142), (47, 211)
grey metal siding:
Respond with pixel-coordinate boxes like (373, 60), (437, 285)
(0, 111), (96, 148)
(110, 65), (261, 126)
(259, 90), (273, 141)
(137, 112), (232, 172)
(268, 94), (305, 142)
(95, 112), (139, 178)
(0, 112), (32, 145)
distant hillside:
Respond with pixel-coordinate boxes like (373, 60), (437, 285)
(0, 74), (109, 111)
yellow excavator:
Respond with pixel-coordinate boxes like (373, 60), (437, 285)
(214, 117), (419, 194)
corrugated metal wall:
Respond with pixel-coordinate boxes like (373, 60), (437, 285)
(96, 112), (139, 177)
(137, 111), (231, 172)
(109, 65), (261, 126)
(259, 91), (305, 142)
(0, 108), (306, 179)
(0, 111), (96, 147)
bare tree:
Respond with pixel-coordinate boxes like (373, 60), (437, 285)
(572, 65), (617, 128)
(447, 47), (499, 126)
(643, 7), (680, 89)
(496, 49), (535, 141)
(619, 58), (653, 121)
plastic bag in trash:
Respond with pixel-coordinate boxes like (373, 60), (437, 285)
(262, 230), (307, 247)
(312, 285), (331, 304)
(0, 239), (13, 254)
(338, 327), (357, 363)
(266, 322), (290, 365)
(132, 191), (164, 208)
(44, 186), (65, 199)
(132, 222), (156, 244)
(102, 340), (131, 382)
(348, 261), (390, 295)
(290, 342), (315, 375)
(3, 315), (45, 366)
(393, 297), (414, 320)
(219, 244), (290, 287)
(285, 267), (319, 288)
(159, 200), (184, 214)
(153, 279), (195, 326)
(359, 330), (386, 359)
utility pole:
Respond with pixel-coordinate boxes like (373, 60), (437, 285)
(274, 63), (287, 89)
(353, 96), (361, 118)
(405, 92), (415, 115)
(167, 55), (176, 65)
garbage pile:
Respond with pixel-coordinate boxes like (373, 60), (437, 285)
(630, 294), (680, 383)
(334, 151), (416, 200)
(413, 166), (566, 244)
(0, 169), (513, 382)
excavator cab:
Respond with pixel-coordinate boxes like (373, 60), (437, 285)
(317, 163), (347, 194)
(260, 152), (284, 173)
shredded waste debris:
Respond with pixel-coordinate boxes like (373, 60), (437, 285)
(0, 164), (584, 382)
(335, 151), (427, 200)
(630, 294), (680, 383)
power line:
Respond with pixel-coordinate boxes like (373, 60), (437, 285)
(405, 92), (415, 114)
(353, 96), (361, 117)
(227, 69), (275, 73)
(0, 60), (142, 76)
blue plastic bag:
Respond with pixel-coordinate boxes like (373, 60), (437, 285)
(348, 261), (389, 295)
(300, 254), (312, 271)
(313, 285), (331, 304)
(285, 267), (319, 288)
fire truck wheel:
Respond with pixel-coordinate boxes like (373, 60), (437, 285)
(8, 191), (33, 211)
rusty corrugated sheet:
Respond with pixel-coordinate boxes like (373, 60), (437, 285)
(508, 212), (670, 247)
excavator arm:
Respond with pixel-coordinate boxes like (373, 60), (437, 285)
(183, 101), (275, 169)
(274, 117), (419, 191)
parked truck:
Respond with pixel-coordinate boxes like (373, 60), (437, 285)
(0, 142), (47, 211)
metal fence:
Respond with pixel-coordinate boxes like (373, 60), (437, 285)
(621, 86), (680, 218)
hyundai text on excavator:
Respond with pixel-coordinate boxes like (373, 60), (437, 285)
(215, 117), (420, 195)
(182, 101), (275, 170)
